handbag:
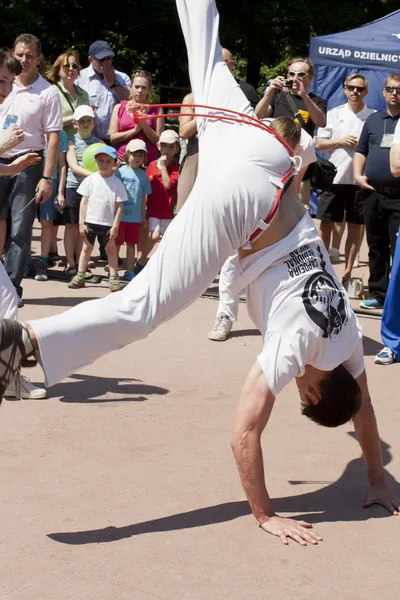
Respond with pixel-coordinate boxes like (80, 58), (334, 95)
(285, 93), (337, 191)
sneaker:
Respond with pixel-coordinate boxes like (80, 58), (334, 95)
(123, 271), (136, 282)
(0, 320), (30, 403)
(328, 247), (340, 263)
(208, 313), (233, 341)
(374, 347), (396, 365)
(109, 278), (124, 293)
(4, 374), (47, 400)
(359, 298), (384, 310)
(68, 274), (85, 289)
(16, 295), (24, 308)
(35, 262), (48, 281)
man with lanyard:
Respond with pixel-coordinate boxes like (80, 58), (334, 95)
(0, 1), (397, 545)
(354, 73), (400, 310)
(0, 34), (62, 306)
(77, 40), (130, 142)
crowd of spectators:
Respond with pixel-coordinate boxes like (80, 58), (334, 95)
(0, 31), (400, 403)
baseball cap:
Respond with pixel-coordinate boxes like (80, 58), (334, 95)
(73, 105), (95, 121)
(159, 129), (180, 145)
(94, 146), (118, 160)
(126, 139), (148, 153)
(88, 40), (115, 60)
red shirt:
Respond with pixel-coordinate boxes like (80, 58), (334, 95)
(146, 160), (179, 219)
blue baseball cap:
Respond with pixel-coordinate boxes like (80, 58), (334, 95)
(94, 146), (118, 160)
(88, 40), (115, 60)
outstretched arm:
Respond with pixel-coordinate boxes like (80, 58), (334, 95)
(353, 370), (399, 514)
(231, 361), (322, 545)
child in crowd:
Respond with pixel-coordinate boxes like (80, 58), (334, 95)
(65, 105), (101, 278)
(68, 146), (127, 293)
(146, 129), (180, 248)
(116, 139), (152, 281)
(35, 129), (68, 282)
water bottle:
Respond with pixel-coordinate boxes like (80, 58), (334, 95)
(54, 200), (63, 215)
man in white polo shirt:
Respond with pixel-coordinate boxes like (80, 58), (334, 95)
(77, 40), (130, 141)
(316, 74), (375, 283)
(0, 33), (62, 305)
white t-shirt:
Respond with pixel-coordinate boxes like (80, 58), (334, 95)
(317, 103), (375, 185)
(0, 74), (62, 157)
(394, 119), (400, 144)
(77, 172), (128, 227)
(243, 218), (364, 396)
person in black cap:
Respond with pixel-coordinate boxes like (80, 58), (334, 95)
(77, 40), (130, 141)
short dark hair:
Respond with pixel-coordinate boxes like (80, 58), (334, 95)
(12, 34), (42, 57)
(301, 365), (361, 427)
(0, 48), (22, 76)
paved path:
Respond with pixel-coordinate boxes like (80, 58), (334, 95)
(0, 229), (399, 600)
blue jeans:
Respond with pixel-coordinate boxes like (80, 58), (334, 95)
(0, 157), (43, 289)
(381, 225), (400, 359)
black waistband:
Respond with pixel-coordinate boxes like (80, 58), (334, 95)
(374, 185), (400, 197)
(0, 149), (44, 163)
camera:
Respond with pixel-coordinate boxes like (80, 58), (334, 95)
(282, 79), (293, 89)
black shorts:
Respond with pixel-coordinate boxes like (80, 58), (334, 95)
(85, 222), (111, 247)
(64, 188), (82, 225)
(316, 184), (364, 225)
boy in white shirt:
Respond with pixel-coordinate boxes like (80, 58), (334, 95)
(68, 146), (127, 293)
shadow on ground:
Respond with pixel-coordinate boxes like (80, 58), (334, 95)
(51, 374), (169, 404)
(48, 433), (399, 545)
(23, 296), (102, 307)
(363, 335), (383, 356)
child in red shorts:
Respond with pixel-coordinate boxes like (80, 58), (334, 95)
(146, 130), (180, 248)
(116, 139), (152, 281)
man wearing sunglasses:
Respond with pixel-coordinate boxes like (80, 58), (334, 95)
(316, 74), (374, 284)
(77, 40), (130, 141)
(354, 73), (400, 310)
(255, 57), (326, 138)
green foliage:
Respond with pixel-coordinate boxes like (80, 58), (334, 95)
(1, 0), (399, 95)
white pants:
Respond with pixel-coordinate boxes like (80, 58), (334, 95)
(216, 254), (240, 321)
(30, 0), (293, 387)
(0, 262), (18, 320)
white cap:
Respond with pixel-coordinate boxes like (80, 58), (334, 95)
(159, 129), (180, 145)
(126, 139), (148, 153)
(73, 105), (95, 121)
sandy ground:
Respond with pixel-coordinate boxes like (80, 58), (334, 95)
(0, 226), (399, 600)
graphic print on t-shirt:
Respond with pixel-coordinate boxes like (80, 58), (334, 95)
(301, 246), (349, 342)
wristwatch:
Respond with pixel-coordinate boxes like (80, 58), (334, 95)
(42, 175), (53, 183)
(109, 80), (119, 89)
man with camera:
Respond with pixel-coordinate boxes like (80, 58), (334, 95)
(255, 57), (326, 136)
(255, 58), (326, 206)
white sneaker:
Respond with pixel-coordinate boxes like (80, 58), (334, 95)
(374, 347), (396, 365)
(4, 375), (47, 400)
(208, 314), (233, 341)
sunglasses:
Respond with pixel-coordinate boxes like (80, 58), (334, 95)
(385, 86), (400, 94)
(63, 63), (79, 70)
(98, 56), (113, 63)
(134, 69), (152, 79)
(346, 85), (366, 93)
(288, 71), (308, 78)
